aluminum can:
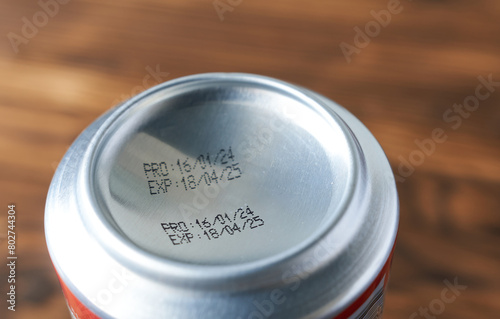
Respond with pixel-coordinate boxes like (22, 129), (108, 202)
(45, 73), (399, 319)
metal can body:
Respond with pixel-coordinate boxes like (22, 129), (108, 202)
(45, 73), (398, 319)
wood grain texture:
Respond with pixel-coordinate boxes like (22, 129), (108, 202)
(0, 0), (499, 318)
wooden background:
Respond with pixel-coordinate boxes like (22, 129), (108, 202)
(1, 0), (499, 318)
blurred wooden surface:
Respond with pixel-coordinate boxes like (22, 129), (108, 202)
(0, 0), (499, 318)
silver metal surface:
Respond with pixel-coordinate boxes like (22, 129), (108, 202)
(45, 73), (399, 318)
